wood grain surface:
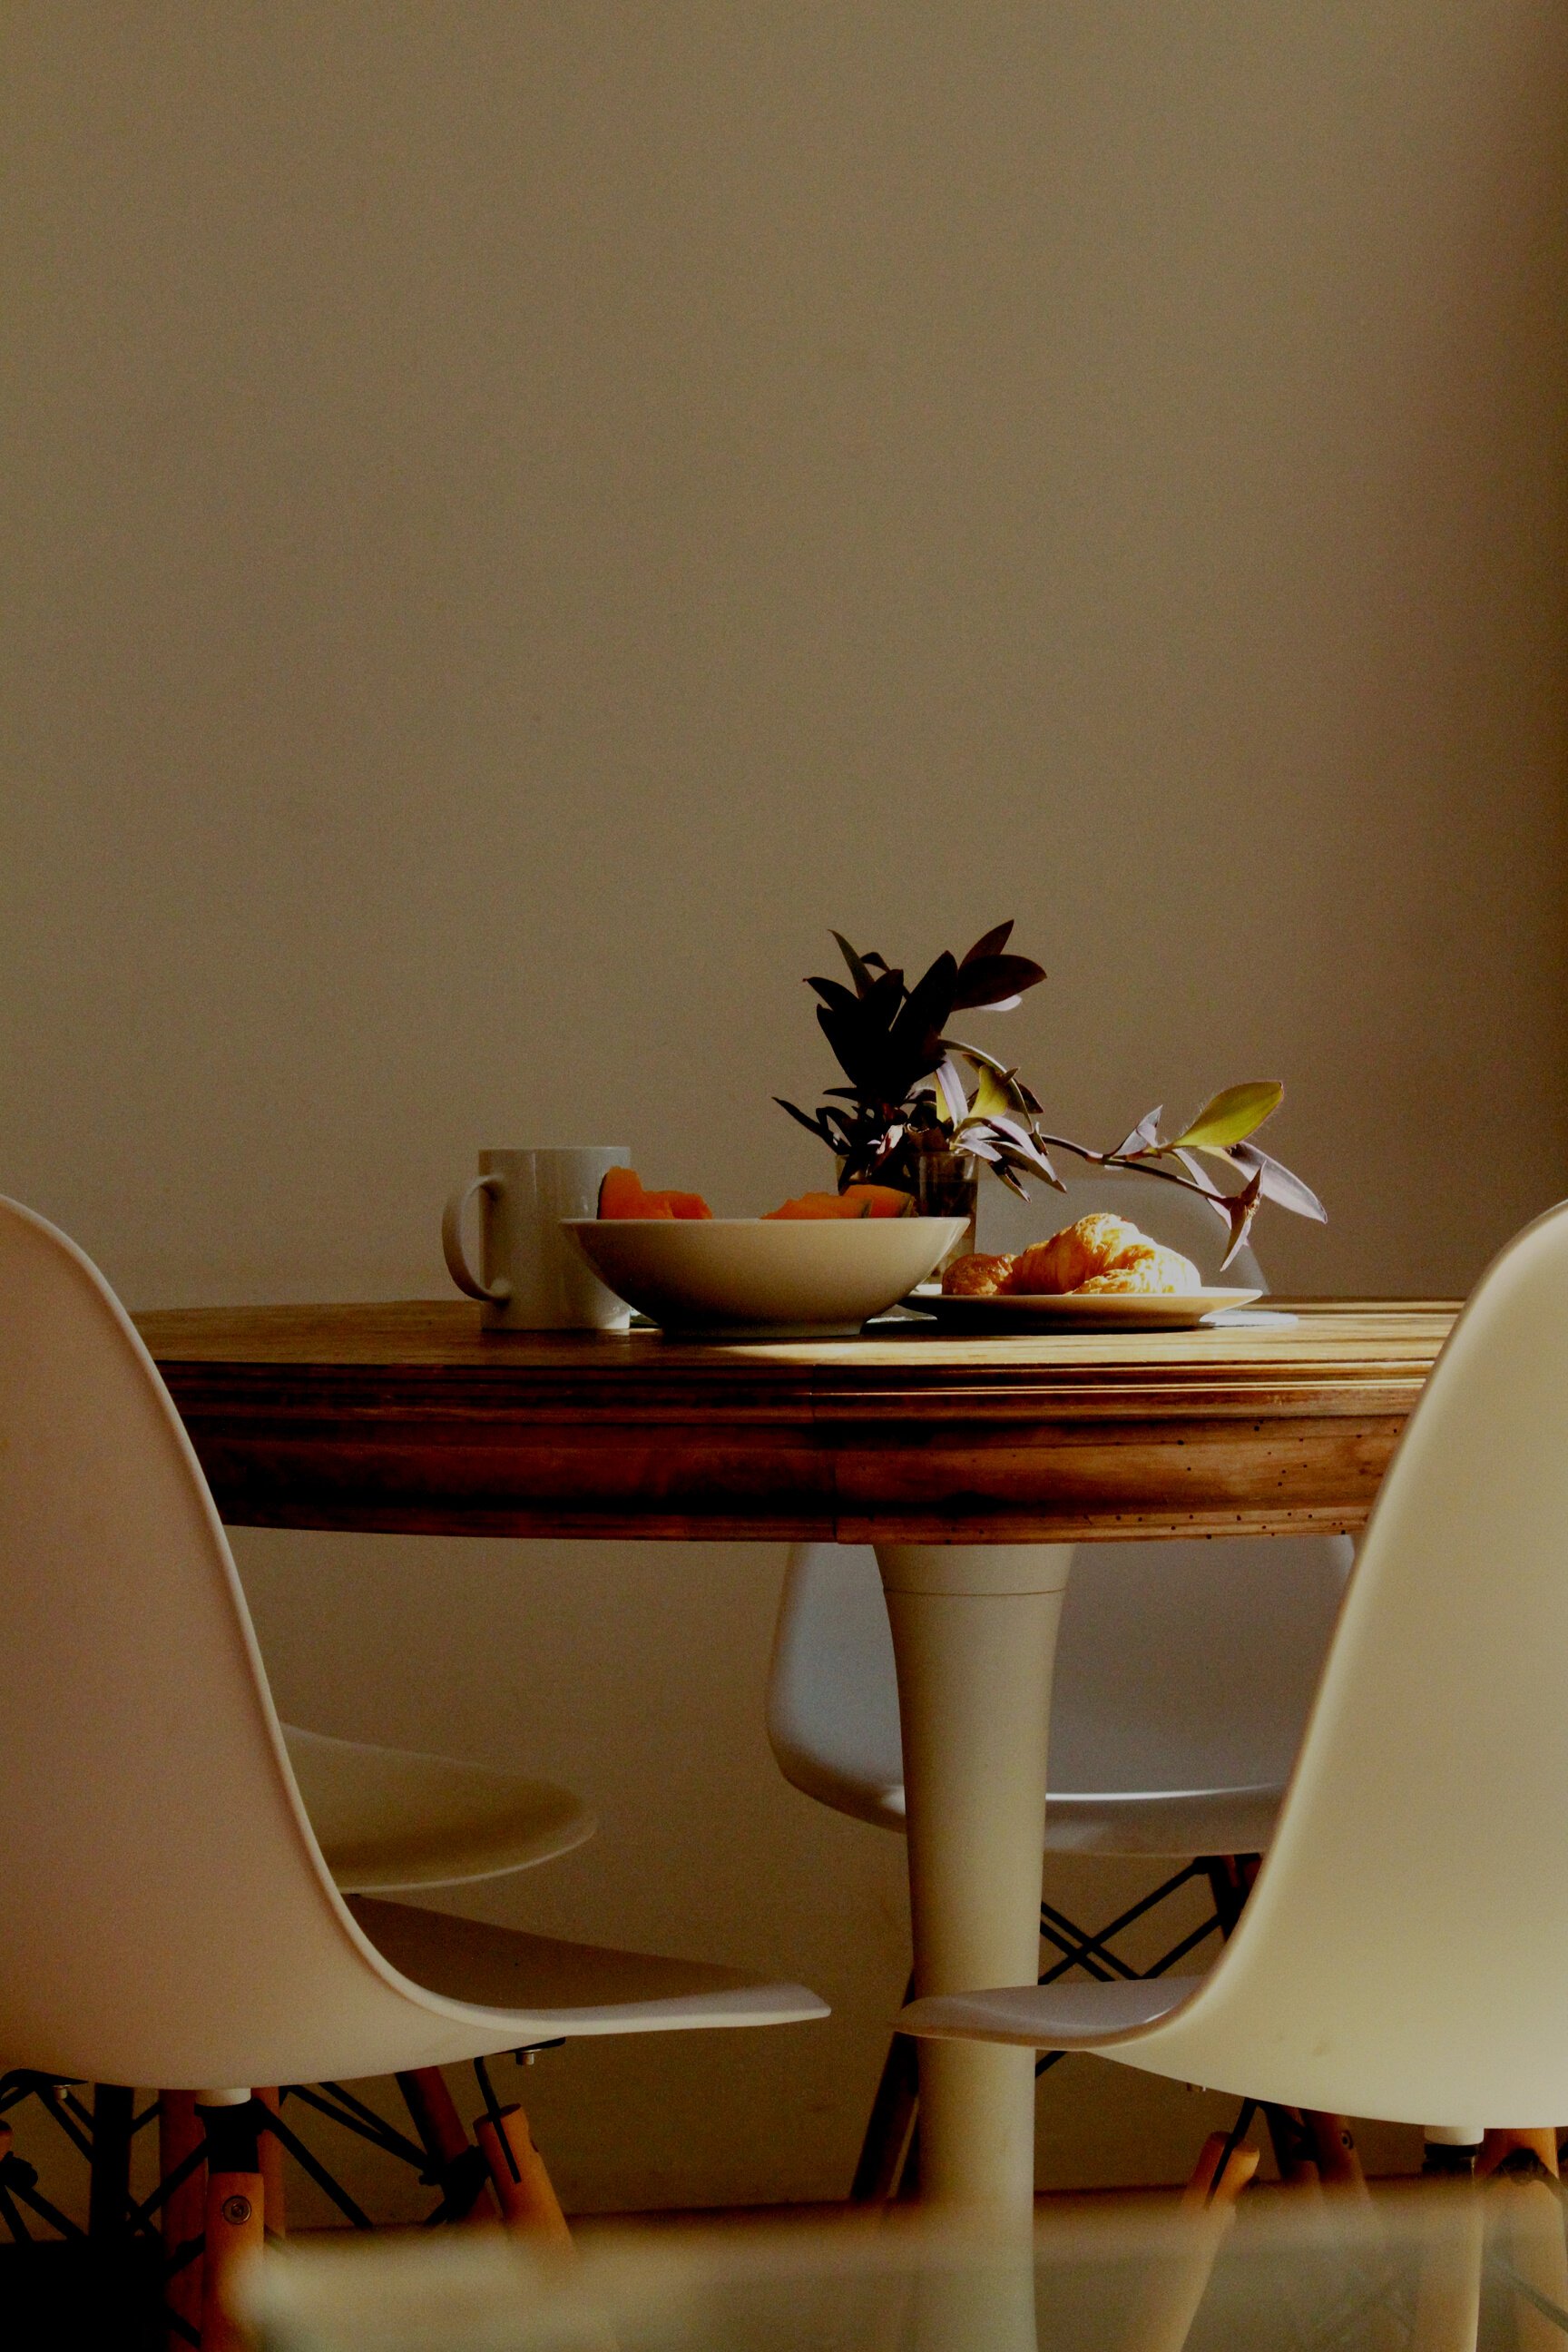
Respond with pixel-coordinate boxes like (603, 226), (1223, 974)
(136, 1299), (1459, 1544)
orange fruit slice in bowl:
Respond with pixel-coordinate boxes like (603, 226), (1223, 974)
(598, 1168), (712, 1220)
(764, 1185), (914, 1220)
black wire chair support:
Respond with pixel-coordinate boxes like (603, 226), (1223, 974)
(854, 1851), (1262, 2198)
(1033, 1857), (1246, 2076)
(0, 2042), (570, 2327)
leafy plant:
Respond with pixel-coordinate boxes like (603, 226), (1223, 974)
(777, 924), (1325, 1268)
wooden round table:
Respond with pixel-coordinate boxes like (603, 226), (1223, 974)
(138, 1298), (1456, 2215)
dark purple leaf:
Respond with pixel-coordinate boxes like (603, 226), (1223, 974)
(944, 1036), (1006, 1074)
(980, 1113), (1055, 1170)
(816, 965), (908, 1093)
(1172, 1146), (1226, 1197)
(960, 920), (1015, 965)
(995, 1137), (1063, 1188)
(933, 1056), (969, 1124)
(1218, 1168), (1265, 1270)
(1230, 1143), (1328, 1223)
(1113, 1105), (1164, 1157)
(808, 975), (860, 1014)
(949, 953), (1047, 1013)
(865, 1124), (908, 1178)
(775, 1097), (834, 1142)
(883, 952), (960, 1093)
(831, 932), (879, 1000)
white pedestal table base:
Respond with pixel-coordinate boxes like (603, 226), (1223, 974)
(876, 1542), (1073, 2219)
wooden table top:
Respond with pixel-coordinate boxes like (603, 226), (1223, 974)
(137, 1298), (1459, 1544)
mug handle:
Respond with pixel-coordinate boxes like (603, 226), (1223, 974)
(442, 1173), (513, 1303)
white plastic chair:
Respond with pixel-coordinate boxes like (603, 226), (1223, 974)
(279, 1723), (593, 1896)
(5, 1594), (604, 2269)
(898, 1194), (1568, 2135)
(766, 1169), (1351, 2189)
(0, 1196), (825, 2332)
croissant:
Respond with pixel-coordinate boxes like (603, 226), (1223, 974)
(940, 1213), (1201, 1302)
(1008, 1213), (1142, 1297)
(1075, 1244), (1201, 1295)
(941, 1251), (1015, 1298)
(1007, 1214), (1200, 1298)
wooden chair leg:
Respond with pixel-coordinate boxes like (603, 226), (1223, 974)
(1113, 2127), (1259, 2352)
(1476, 2128), (1560, 2178)
(397, 2066), (499, 2222)
(256, 2089), (285, 2239)
(1411, 2187), (1484, 2352)
(1261, 2106), (1322, 2186)
(197, 2099), (265, 2352)
(475, 2099), (572, 2245)
(1184, 2126), (1260, 2210)
(1478, 2132), (1568, 2352)
(159, 2092), (207, 2352)
(1304, 2112), (1367, 2192)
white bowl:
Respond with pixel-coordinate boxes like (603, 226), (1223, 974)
(563, 1216), (968, 1337)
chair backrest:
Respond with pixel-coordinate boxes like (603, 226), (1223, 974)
(768, 1173), (1348, 1818)
(769, 1544), (910, 1827)
(0, 1198), (458, 2089)
(1124, 1197), (1568, 2124)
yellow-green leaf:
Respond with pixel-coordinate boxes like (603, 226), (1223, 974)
(1172, 1081), (1283, 1152)
(967, 1061), (1016, 1122)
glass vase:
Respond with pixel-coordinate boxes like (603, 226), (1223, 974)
(914, 1149), (979, 1274)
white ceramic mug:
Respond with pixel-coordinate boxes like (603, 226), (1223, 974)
(443, 1147), (632, 1330)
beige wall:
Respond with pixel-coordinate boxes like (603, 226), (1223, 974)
(3, 3), (1564, 2213)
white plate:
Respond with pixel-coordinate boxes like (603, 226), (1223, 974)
(564, 1216), (969, 1337)
(909, 1285), (1263, 1332)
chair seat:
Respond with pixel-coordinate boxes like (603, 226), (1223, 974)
(786, 1761), (1283, 1860)
(282, 1726), (594, 1895)
(348, 1896), (829, 2035)
(1045, 1785), (1282, 1858)
(901, 1974), (1203, 2049)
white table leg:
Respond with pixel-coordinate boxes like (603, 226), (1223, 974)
(876, 1541), (1073, 2218)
